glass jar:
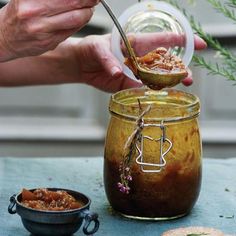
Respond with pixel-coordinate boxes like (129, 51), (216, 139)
(104, 88), (202, 220)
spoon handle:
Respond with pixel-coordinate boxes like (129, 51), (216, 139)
(100, 0), (137, 61)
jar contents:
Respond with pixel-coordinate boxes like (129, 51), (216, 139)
(21, 188), (83, 211)
(124, 47), (188, 78)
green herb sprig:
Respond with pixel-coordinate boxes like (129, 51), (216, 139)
(192, 55), (236, 82)
(165, 0), (236, 82)
(207, 0), (236, 21)
(227, 0), (236, 7)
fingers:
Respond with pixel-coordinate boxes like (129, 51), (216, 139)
(123, 32), (207, 56)
(194, 35), (207, 50)
(86, 35), (141, 93)
(182, 69), (193, 86)
(87, 74), (142, 93)
(46, 0), (99, 14)
(126, 32), (184, 56)
(105, 75), (142, 93)
(46, 27), (81, 50)
(92, 36), (123, 77)
(40, 8), (93, 32)
(181, 39), (206, 86)
(97, 53), (142, 93)
(182, 77), (193, 86)
(13, 0), (98, 33)
(2, 0), (98, 59)
(24, 0), (100, 17)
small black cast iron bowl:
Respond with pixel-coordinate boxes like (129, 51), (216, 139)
(8, 188), (99, 236)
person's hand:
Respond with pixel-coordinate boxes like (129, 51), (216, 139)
(74, 34), (140, 93)
(74, 34), (206, 93)
(0, 0), (99, 62)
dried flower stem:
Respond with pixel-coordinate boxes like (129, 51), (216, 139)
(117, 103), (151, 194)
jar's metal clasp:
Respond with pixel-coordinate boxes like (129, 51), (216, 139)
(135, 120), (173, 173)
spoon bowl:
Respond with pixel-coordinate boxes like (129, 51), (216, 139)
(136, 67), (188, 90)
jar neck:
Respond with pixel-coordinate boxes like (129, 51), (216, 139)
(109, 88), (200, 122)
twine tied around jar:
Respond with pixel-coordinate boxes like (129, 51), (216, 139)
(117, 101), (151, 194)
(117, 100), (173, 194)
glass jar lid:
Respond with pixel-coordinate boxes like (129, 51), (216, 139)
(111, 1), (194, 81)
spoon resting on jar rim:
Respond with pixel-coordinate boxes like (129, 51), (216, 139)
(101, 0), (188, 90)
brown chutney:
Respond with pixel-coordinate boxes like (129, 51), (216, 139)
(104, 88), (202, 220)
(125, 47), (188, 76)
(21, 188), (83, 211)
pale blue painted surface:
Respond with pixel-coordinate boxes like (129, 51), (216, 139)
(0, 157), (235, 236)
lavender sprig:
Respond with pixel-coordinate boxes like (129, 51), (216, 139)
(117, 103), (151, 194)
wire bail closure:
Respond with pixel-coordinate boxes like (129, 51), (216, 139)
(135, 120), (173, 173)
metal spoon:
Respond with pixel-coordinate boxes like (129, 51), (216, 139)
(101, 0), (188, 90)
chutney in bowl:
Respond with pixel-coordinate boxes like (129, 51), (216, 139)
(8, 188), (99, 236)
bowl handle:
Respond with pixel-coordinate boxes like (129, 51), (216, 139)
(82, 210), (100, 235)
(8, 194), (17, 214)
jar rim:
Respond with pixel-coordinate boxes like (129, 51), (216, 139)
(109, 88), (200, 122)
